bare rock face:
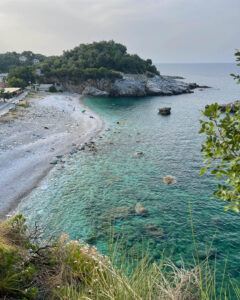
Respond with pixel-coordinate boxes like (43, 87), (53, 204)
(146, 75), (192, 96)
(65, 73), (200, 97)
(111, 74), (146, 97)
(82, 86), (109, 97)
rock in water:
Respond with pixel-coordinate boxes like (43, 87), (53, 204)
(135, 203), (148, 216)
(144, 224), (164, 239)
(159, 107), (171, 115)
(133, 151), (144, 158)
(163, 175), (176, 185)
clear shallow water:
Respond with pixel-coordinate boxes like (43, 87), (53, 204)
(19, 64), (240, 282)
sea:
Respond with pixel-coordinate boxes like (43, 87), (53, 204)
(18, 63), (240, 287)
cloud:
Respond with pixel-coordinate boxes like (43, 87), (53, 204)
(0, 0), (239, 62)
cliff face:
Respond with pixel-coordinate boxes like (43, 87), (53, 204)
(64, 74), (199, 97)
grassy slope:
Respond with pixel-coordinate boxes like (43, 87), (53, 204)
(0, 215), (238, 300)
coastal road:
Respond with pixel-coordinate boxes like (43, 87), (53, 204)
(0, 91), (28, 116)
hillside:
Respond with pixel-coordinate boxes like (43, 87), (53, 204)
(5, 41), (200, 96)
(0, 51), (46, 73)
(40, 40), (160, 83)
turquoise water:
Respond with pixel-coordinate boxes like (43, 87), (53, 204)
(19, 64), (240, 282)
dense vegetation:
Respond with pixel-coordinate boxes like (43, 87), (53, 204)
(6, 41), (160, 87)
(7, 66), (37, 88)
(0, 51), (46, 73)
(0, 215), (238, 300)
(41, 41), (159, 83)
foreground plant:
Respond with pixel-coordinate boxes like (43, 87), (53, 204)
(0, 215), (238, 299)
(200, 103), (240, 212)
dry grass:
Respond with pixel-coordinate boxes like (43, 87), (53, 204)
(0, 215), (238, 300)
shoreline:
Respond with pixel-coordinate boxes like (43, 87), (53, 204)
(0, 92), (104, 219)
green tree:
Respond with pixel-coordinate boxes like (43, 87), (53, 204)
(8, 76), (26, 88)
(7, 66), (36, 88)
(40, 41), (159, 84)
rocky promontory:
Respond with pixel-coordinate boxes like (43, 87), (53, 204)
(64, 73), (203, 97)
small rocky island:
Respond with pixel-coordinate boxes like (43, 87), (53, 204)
(7, 41), (204, 97)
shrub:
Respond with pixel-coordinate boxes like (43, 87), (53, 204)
(49, 85), (58, 93)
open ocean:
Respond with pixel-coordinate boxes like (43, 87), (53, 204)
(18, 63), (240, 287)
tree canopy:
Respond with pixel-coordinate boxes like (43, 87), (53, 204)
(40, 41), (159, 83)
(7, 66), (36, 88)
(4, 41), (159, 86)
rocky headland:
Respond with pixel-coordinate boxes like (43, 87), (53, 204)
(64, 73), (205, 97)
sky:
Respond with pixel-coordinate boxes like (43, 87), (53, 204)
(0, 0), (239, 63)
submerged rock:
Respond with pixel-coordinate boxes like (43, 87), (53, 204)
(144, 224), (164, 239)
(197, 249), (218, 260)
(104, 206), (134, 221)
(158, 107), (171, 116)
(135, 203), (148, 216)
(163, 175), (176, 185)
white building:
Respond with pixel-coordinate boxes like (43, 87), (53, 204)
(35, 68), (42, 76)
(0, 73), (8, 83)
(33, 58), (40, 65)
(19, 56), (27, 62)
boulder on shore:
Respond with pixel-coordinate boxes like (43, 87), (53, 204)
(158, 107), (171, 116)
